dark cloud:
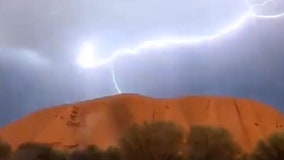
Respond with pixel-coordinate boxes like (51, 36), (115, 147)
(114, 18), (284, 106)
(0, 0), (247, 57)
(0, 48), (49, 69)
(0, 0), (284, 126)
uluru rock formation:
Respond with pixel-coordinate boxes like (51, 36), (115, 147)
(0, 94), (284, 152)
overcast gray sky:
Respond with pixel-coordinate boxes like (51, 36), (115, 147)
(0, 0), (284, 126)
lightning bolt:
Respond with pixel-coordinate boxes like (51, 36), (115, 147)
(111, 64), (122, 94)
(77, 0), (284, 94)
(248, 0), (284, 18)
(248, 0), (273, 7)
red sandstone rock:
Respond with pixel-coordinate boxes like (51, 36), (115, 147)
(0, 94), (283, 151)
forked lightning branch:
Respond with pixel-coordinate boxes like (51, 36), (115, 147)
(75, 0), (284, 94)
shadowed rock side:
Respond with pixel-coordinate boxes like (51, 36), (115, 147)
(0, 94), (284, 152)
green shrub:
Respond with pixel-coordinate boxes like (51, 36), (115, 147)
(119, 121), (183, 160)
(250, 131), (284, 160)
(11, 142), (65, 160)
(69, 145), (102, 160)
(0, 139), (11, 160)
(187, 125), (242, 160)
(103, 146), (121, 160)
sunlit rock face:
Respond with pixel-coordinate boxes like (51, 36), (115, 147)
(0, 94), (284, 152)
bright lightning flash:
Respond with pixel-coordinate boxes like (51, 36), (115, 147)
(76, 0), (284, 94)
(77, 42), (97, 69)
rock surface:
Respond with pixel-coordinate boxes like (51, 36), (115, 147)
(0, 94), (284, 151)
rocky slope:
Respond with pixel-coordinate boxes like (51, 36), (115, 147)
(0, 94), (283, 151)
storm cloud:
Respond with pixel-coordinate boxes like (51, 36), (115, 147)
(0, 0), (284, 126)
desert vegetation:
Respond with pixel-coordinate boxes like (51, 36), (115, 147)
(119, 121), (183, 160)
(0, 139), (11, 160)
(0, 121), (284, 160)
(187, 125), (242, 160)
(250, 131), (284, 160)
